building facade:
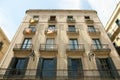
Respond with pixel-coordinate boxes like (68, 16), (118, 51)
(105, 1), (120, 56)
(0, 10), (120, 80)
(0, 27), (10, 64)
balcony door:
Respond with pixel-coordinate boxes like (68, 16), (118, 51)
(5, 57), (29, 77)
(46, 38), (55, 50)
(69, 39), (78, 50)
(88, 25), (95, 32)
(37, 58), (57, 78)
(21, 38), (32, 49)
(68, 25), (76, 32)
(68, 58), (83, 78)
(92, 39), (102, 49)
(96, 58), (118, 78)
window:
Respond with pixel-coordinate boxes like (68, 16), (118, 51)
(46, 38), (55, 50)
(22, 38), (32, 49)
(67, 16), (73, 20)
(88, 25), (96, 32)
(68, 25), (76, 32)
(96, 58), (118, 78)
(116, 19), (120, 26)
(68, 58), (83, 78)
(33, 15), (39, 20)
(0, 41), (3, 50)
(48, 25), (55, 30)
(6, 57), (29, 76)
(37, 58), (57, 78)
(50, 16), (56, 21)
(69, 39), (78, 50)
(84, 16), (90, 19)
(92, 39), (102, 49)
(29, 25), (36, 32)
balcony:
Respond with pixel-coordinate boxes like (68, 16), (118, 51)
(67, 18), (76, 23)
(45, 28), (57, 36)
(66, 44), (85, 56)
(29, 19), (38, 25)
(85, 19), (94, 24)
(67, 28), (79, 36)
(1, 69), (120, 80)
(48, 18), (57, 23)
(23, 27), (36, 36)
(91, 44), (111, 56)
(88, 28), (100, 37)
(39, 44), (58, 57)
(13, 44), (33, 57)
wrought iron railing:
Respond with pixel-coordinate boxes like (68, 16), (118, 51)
(40, 44), (58, 51)
(91, 44), (110, 50)
(13, 44), (33, 50)
(0, 69), (120, 79)
(67, 28), (79, 33)
(88, 28), (100, 33)
(66, 44), (85, 51)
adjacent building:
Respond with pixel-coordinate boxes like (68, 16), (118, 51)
(0, 9), (120, 80)
(105, 1), (120, 55)
(0, 27), (10, 64)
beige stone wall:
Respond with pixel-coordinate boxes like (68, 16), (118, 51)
(0, 28), (10, 64)
(105, 2), (120, 46)
(1, 10), (120, 76)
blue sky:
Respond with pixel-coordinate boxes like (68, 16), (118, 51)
(0, 0), (119, 41)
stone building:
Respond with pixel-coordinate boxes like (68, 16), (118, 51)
(0, 9), (120, 80)
(105, 1), (120, 56)
(0, 27), (10, 64)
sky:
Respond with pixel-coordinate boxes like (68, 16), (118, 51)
(0, 0), (119, 41)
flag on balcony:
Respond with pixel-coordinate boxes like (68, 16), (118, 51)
(47, 29), (53, 34)
(25, 28), (32, 34)
(30, 19), (35, 23)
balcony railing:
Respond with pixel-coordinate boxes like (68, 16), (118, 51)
(66, 44), (85, 51)
(88, 28), (100, 36)
(67, 18), (76, 23)
(40, 44), (58, 51)
(23, 27), (36, 35)
(67, 28), (79, 36)
(91, 44), (111, 56)
(48, 18), (57, 23)
(91, 44), (110, 50)
(85, 19), (94, 24)
(13, 44), (33, 51)
(0, 69), (120, 79)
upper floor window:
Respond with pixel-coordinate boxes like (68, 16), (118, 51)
(92, 39), (102, 49)
(84, 16), (90, 19)
(88, 25), (95, 32)
(69, 39), (78, 50)
(116, 19), (120, 26)
(50, 16), (56, 21)
(29, 25), (36, 32)
(68, 25), (75, 32)
(33, 15), (39, 20)
(48, 25), (55, 30)
(22, 38), (32, 49)
(0, 41), (3, 50)
(67, 16), (73, 20)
